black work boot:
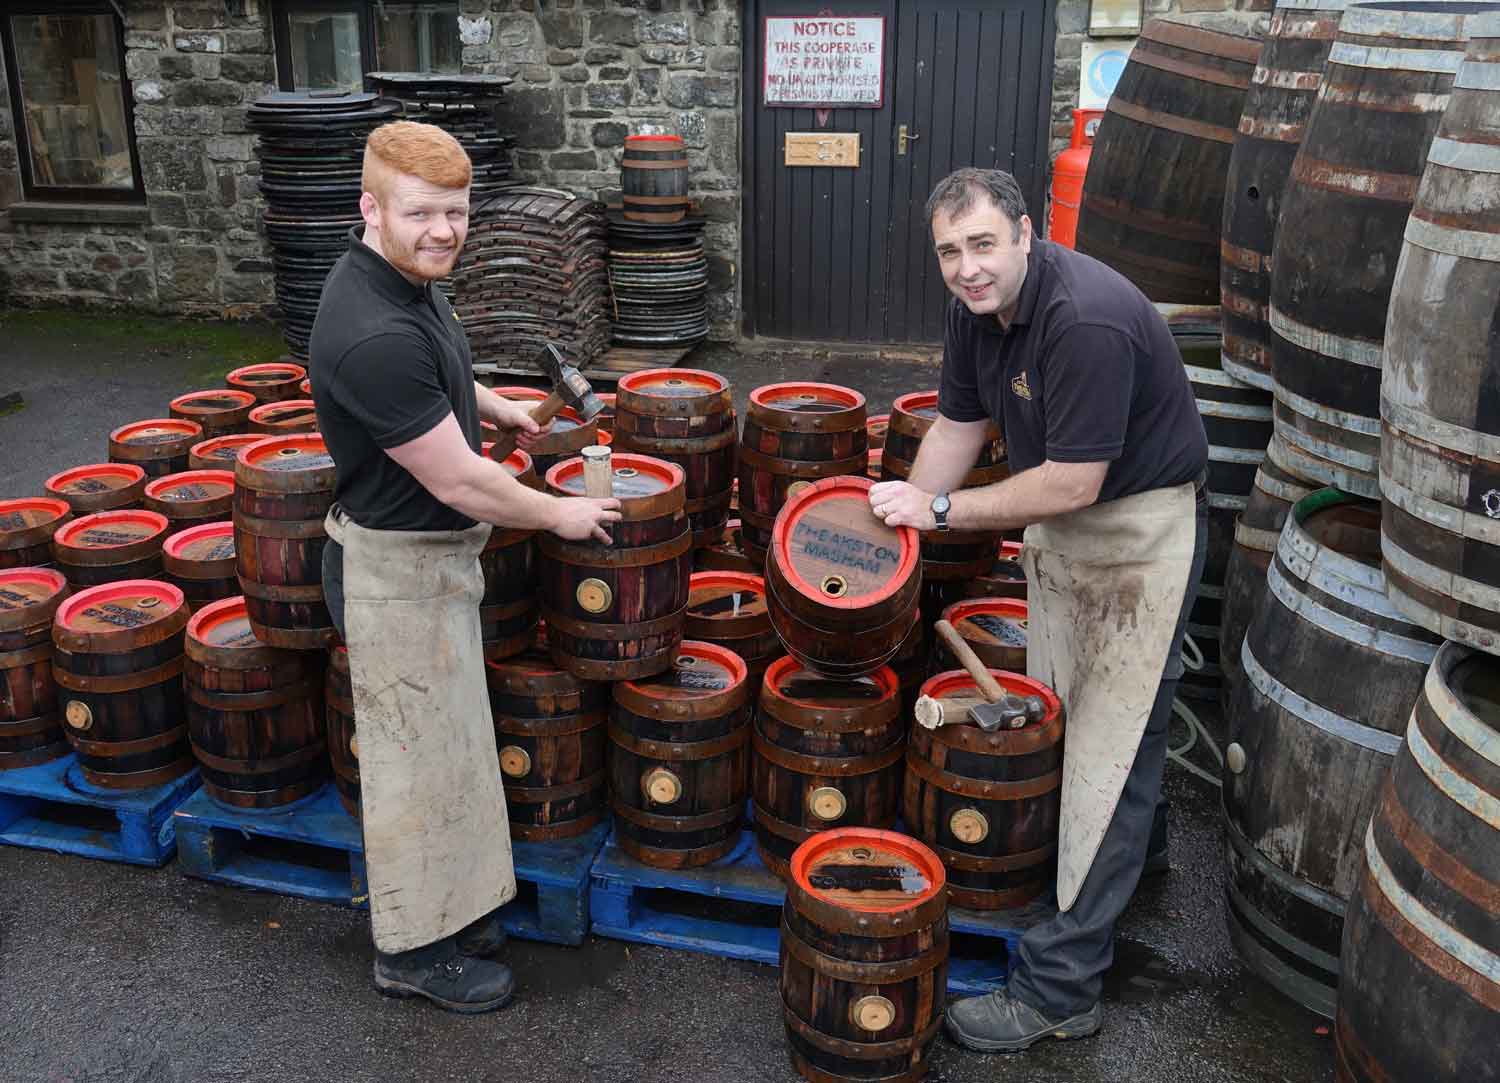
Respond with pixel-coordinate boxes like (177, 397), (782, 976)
(945, 988), (1101, 1053)
(373, 937), (517, 1014)
(455, 909), (508, 956)
(1142, 799), (1170, 877)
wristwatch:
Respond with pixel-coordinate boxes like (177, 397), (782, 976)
(931, 492), (951, 532)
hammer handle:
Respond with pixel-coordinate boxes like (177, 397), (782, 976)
(934, 619), (1006, 702)
(489, 391), (566, 462)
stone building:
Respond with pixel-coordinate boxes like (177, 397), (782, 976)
(0, 0), (1213, 345)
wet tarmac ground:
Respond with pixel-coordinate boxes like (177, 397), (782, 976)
(0, 312), (1334, 1083)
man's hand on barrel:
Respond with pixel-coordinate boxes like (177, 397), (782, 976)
(490, 394), (553, 451)
(869, 480), (936, 531)
(551, 496), (623, 544)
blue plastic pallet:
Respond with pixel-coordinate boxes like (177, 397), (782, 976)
(0, 754), (201, 867)
(589, 829), (1055, 995)
(173, 784), (610, 946)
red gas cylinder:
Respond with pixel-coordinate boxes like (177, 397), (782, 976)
(1047, 108), (1104, 249)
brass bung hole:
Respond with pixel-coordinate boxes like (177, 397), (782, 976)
(851, 846), (872, 860)
(797, 393), (816, 401)
(665, 378), (684, 386)
(851, 995), (896, 1033)
(277, 446), (300, 456)
(139, 597), (160, 608)
(614, 467), (639, 479)
(65, 701), (93, 731)
(675, 654), (698, 667)
(820, 575), (847, 598)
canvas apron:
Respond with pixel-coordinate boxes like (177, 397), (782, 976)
(1021, 482), (1196, 911)
(325, 505), (516, 954)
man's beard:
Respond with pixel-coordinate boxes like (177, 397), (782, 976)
(384, 230), (461, 282)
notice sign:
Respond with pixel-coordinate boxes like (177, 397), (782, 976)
(763, 16), (885, 108)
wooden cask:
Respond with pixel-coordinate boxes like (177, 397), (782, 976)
(52, 579), (195, 789)
(1380, 18), (1500, 656)
(904, 668), (1063, 909)
(0, 498), (71, 570)
(489, 649), (609, 841)
(693, 518), (756, 575)
(1220, 0), (1351, 389)
(1223, 488), (1441, 1016)
(143, 470), (234, 531)
(933, 598), (1028, 674)
(888, 610), (928, 719)
(170, 389), (257, 436)
(1270, 3), (1483, 498)
(595, 392), (616, 427)
(540, 453), (691, 681)
(189, 434), (264, 472)
(738, 383), (868, 567)
(495, 407), (599, 479)
(44, 463), (146, 516)
(609, 641), (751, 867)
(480, 449), (541, 662)
(685, 570), (784, 694)
(866, 414), (889, 450)
(108, 418), (203, 479)
(248, 399), (318, 436)
(621, 134), (690, 224)
(765, 475), (921, 678)
(753, 658), (905, 879)
(162, 521), (239, 613)
(961, 539), (1028, 602)
(226, 361), (306, 404)
(0, 568), (69, 770)
(325, 646), (359, 817)
(185, 595), (327, 809)
(52, 510), (168, 589)
(780, 828), (948, 1083)
(1335, 641), (1500, 1082)
(234, 434), (338, 650)
(1077, 15), (1264, 303)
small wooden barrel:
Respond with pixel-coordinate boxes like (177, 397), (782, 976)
(44, 463), (146, 516)
(622, 133), (691, 224)
(169, 389), (257, 436)
(489, 649), (609, 840)
(867, 447), (883, 481)
(0, 498), (72, 570)
(540, 453), (691, 681)
(609, 641), (751, 867)
(614, 368), (736, 547)
(765, 475), (922, 678)
(781, 828), (948, 1083)
(143, 470), (235, 531)
(866, 414), (889, 450)
(1335, 640), (1500, 1082)
(753, 657), (905, 879)
(596, 392), (616, 426)
(51, 579), (194, 789)
(739, 383), (869, 566)
(1224, 488), (1442, 1017)
(0, 568), (69, 770)
(227, 361), (306, 404)
(934, 598), (1028, 673)
(162, 521), (239, 612)
(325, 646), (359, 817)
(959, 539), (1027, 602)
(234, 434), (337, 650)
(490, 399), (600, 478)
(248, 399), (318, 436)
(481, 449), (541, 661)
(108, 418), (203, 479)
(694, 518), (756, 574)
(189, 434), (264, 472)
(52, 510), (168, 588)
(685, 570), (784, 693)
(185, 595), (327, 809)
(904, 668), (1063, 909)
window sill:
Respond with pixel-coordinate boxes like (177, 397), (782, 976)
(6, 201), (151, 226)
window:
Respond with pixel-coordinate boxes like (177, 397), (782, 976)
(273, 2), (462, 92)
(1, 2), (144, 201)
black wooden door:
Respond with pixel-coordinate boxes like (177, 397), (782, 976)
(744, 0), (1055, 344)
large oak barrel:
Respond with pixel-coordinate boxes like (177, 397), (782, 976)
(489, 649), (609, 840)
(51, 579), (195, 789)
(753, 657), (905, 879)
(234, 434), (337, 650)
(227, 361), (306, 404)
(933, 598), (1028, 673)
(0, 498), (71, 570)
(685, 570), (784, 694)
(780, 828), (948, 1083)
(185, 595), (327, 809)
(614, 368), (736, 548)
(52, 510), (168, 589)
(481, 449), (542, 662)
(621, 134), (690, 224)
(1270, 2), (1486, 498)
(1223, 488), (1441, 1016)
(904, 668), (1063, 909)
(248, 399), (319, 436)
(325, 646), (359, 817)
(189, 434), (264, 472)
(44, 464), (146, 516)
(1334, 641), (1500, 1082)
(540, 453), (691, 681)
(0, 568), (69, 770)
(766, 475), (921, 678)
(108, 418), (202, 479)
(609, 641), (751, 867)
(143, 470), (235, 531)
(162, 521), (239, 613)
(170, 389), (257, 437)
(1380, 16), (1500, 656)
(1220, 0), (1351, 389)
(739, 383), (868, 567)
(1076, 15), (1264, 303)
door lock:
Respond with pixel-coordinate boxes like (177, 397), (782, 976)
(897, 124), (920, 156)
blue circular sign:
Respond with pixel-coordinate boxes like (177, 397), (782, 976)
(1087, 50), (1129, 101)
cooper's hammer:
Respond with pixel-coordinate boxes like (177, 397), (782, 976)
(915, 619), (1047, 732)
(488, 343), (605, 462)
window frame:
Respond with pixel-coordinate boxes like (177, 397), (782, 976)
(271, 0), (462, 91)
(0, 0), (145, 204)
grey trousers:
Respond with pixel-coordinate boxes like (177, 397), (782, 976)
(1004, 494), (1208, 1018)
(323, 537), (347, 642)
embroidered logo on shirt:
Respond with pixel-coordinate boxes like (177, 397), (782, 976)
(1011, 372), (1032, 400)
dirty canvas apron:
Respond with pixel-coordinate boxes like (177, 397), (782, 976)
(325, 506), (516, 954)
(1022, 482), (1196, 911)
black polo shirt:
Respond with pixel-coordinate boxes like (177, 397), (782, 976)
(937, 239), (1207, 504)
(308, 228), (482, 532)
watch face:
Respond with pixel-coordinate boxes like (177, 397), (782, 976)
(933, 494), (951, 514)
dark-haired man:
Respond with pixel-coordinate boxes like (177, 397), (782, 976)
(869, 168), (1208, 1052)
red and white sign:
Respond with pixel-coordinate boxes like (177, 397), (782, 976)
(762, 16), (885, 108)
